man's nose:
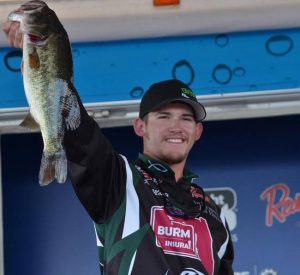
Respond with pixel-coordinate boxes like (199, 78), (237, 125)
(168, 118), (182, 132)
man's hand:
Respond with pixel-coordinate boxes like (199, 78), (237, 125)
(2, 19), (23, 48)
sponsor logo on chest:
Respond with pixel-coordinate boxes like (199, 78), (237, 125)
(150, 206), (214, 275)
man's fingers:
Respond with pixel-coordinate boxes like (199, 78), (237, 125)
(2, 20), (13, 35)
(7, 23), (17, 47)
(14, 30), (23, 48)
(5, 21), (22, 48)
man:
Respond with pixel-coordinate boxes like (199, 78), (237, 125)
(3, 3), (234, 274)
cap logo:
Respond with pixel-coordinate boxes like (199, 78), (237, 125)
(181, 88), (196, 98)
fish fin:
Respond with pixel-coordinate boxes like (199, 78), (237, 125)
(29, 49), (40, 69)
(20, 112), (40, 130)
(61, 91), (81, 131)
(39, 150), (67, 186)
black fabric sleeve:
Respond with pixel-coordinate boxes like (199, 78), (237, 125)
(63, 95), (127, 224)
(219, 223), (235, 275)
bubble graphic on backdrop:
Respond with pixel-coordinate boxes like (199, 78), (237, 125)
(265, 35), (293, 57)
(4, 50), (22, 72)
(212, 64), (232, 85)
(130, 87), (144, 98)
(215, 34), (229, 47)
(172, 60), (194, 86)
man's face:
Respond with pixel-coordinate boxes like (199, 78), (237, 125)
(134, 102), (203, 165)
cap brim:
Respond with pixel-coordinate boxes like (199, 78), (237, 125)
(150, 98), (206, 122)
(174, 98), (206, 121)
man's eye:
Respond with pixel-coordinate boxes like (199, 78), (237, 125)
(158, 115), (168, 119)
(183, 117), (194, 121)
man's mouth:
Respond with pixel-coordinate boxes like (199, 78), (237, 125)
(165, 138), (184, 144)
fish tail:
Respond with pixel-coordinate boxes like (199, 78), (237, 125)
(39, 150), (67, 186)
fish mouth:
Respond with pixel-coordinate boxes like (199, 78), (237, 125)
(8, 2), (48, 45)
(8, 9), (24, 22)
(19, 1), (49, 45)
(20, 0), (47, 12)
(8, 0), (47, 21)
(8, 1), (51, 46)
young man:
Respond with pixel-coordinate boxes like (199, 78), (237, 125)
(3, 3), (234, 274)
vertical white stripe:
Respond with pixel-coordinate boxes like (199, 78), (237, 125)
(93, 223), (103, 247)
(128, 251), (137, 275)
(120, 155), (140, 238)
(120, 155), (140, 274)
(93, 155), (140, 273)
(217, 210), (229, 259)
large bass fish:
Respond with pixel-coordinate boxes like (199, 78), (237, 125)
(8, 0), (81, 186)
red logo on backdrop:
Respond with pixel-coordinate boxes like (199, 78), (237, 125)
(260, 183), (300, 226)
(150, 206), (214, 275)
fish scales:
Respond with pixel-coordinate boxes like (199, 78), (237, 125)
(9, 0), (81, 185)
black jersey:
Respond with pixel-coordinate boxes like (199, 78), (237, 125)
(64, 109), (234, 275)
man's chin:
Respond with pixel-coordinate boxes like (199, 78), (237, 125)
(162, 154), (186, 165)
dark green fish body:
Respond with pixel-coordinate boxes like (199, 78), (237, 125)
(9, 1), (80, 185)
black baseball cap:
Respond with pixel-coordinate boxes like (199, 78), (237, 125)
(139, 79), (206, 122)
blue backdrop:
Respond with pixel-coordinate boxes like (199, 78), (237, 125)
(2, 114), (300, 275)
(1, 28), (300, 108)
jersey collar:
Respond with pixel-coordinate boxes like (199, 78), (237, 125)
(137, 153), (198, 183)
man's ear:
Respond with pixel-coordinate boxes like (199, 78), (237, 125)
(133, 118), (145, 137)
(195, 122), (203, 141)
